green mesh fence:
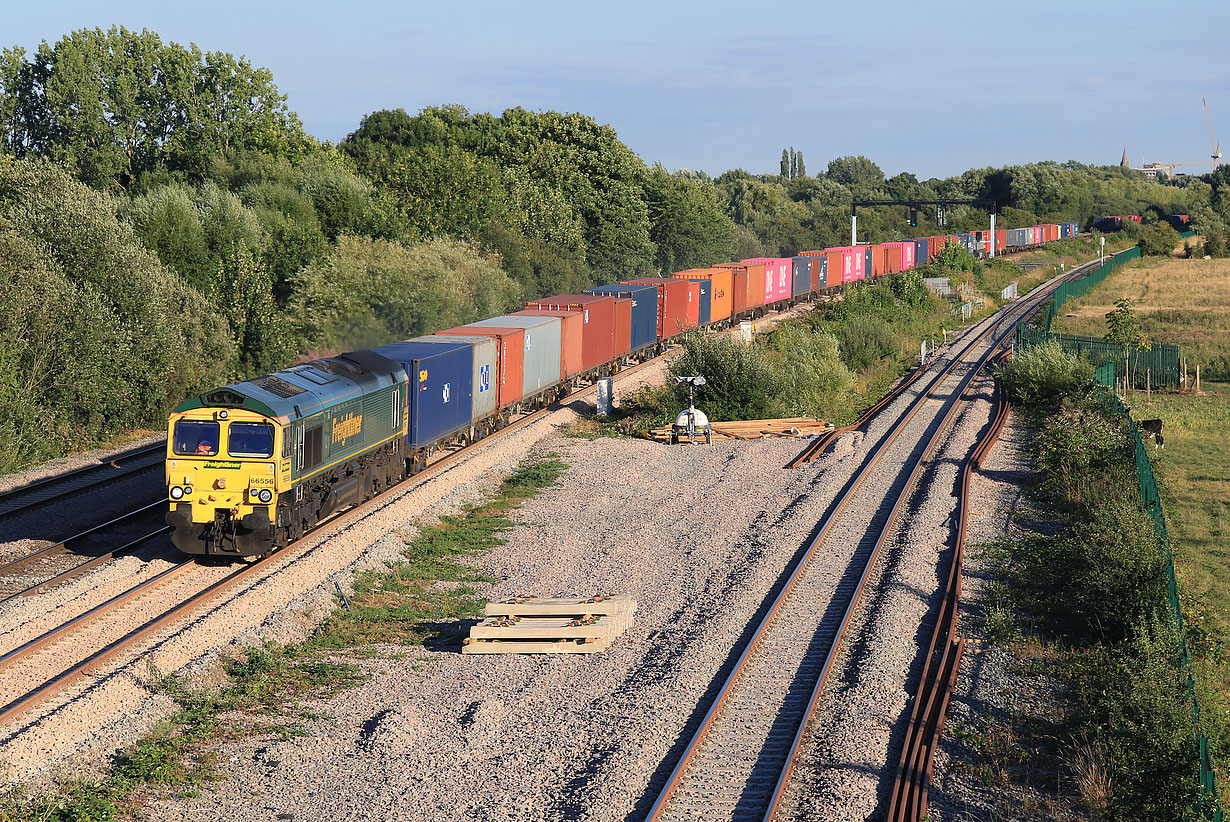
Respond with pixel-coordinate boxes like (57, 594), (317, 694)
(1099, 390), (1222, 820)
(1017, 245), (1181, 387)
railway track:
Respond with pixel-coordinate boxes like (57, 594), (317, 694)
(0, 503), (170, 601)
(645, 270), (1072, 822)
(0, 352), (666, 732)
(0, 441), (165, 521)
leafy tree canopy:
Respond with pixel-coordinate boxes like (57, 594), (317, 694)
(0, 26), (314, 190)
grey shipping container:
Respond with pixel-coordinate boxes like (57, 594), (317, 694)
(864, 247), (874, 275)
(369, 339), (473, 448)
(404, 335), (497, 425)
(791, 257), (812, 297)
(585, 283), (658, 352)
(469, 315), (562, 400)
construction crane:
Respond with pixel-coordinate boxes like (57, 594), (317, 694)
(1204, 97), (1221, 171)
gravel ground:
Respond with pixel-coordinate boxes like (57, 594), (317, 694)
(130, 318), (999, 822)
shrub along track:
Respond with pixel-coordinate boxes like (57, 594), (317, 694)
(645, 267), (1081, 822)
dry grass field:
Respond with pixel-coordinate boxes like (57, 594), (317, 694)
(1053, 257), (1230, 379)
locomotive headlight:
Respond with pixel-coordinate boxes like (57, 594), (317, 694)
(170, 486), (185, 500)
(184, 485), (193, 495)
(257, 488), (273, 504)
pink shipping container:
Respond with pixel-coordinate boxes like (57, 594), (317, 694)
(882, 241), (915, 271)
(824, 247), (866, 283)
(742, 257), (792, 305)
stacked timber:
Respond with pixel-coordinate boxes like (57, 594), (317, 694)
(462, 594), (636, 654)
(648, 417), (829, 443)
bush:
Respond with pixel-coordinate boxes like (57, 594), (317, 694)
(0, 157), (233, 472)
(1072, 619), (1200, 820)
(832, 315), (897, 372)
(996, 340), (1094, 410)
(667, 333), (784, 422)
(769, 326), (856, 422)
(291, 235), (521, 352)
(1138, 223), (1181, 257)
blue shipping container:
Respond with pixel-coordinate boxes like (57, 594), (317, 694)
(864, 247), (874, 276)
(369, 339), (473, 448)
(790, 257), (812, 297)
(914, 238), (929, 266)
(690, 279), (711, 326)
(585, 283), (658, 352)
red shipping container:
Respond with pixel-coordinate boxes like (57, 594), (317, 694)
(433, 325), (524, 408)
(612, 298), (632, 359)
(730, 267), (749, 315)
(513, 309), (583, 380)
(684, 280), (700, 328)
(522, 294), (617, 372)
(620, 277), (692, 339)
(882, 241), (914, 272)
(674, 268), (733, 323)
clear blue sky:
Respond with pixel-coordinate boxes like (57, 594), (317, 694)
(8, 0), (1229, 179)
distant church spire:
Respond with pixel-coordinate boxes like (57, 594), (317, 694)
(1121, 148), (1130, 168)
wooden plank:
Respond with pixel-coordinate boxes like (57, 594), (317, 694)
(471, 614), (630, 640)
(484, 594), (636, 617)
(462, 636), (611, 655)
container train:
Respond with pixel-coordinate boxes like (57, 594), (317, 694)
(165, 223), (1083, 557)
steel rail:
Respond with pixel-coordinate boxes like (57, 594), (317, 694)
(647, 294), (1034, 822)
(763, 312), (1025, 821)
(0, 500), (165, 579)
(0, 442), (166, 521)
(785, 258), (1097, 471)
(887, 362), (1011, 822)
(1, 527), (172, 603)
(647, 267), (1073, 822)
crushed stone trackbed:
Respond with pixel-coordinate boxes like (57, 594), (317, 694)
(143, 429), (877, 822)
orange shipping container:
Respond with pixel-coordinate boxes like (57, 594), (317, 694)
(434, 325), (524, 409)
(799, 250), (843, 290)
(612, 298), (632, 359)
(672, 268), (733, 323)
(716, 261), (765, 309)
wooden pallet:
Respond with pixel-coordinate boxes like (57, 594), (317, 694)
(463, 594), (636, 655)
(648, 417), (829, 443)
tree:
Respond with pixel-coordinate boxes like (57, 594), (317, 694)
(795, 150), (805, 179)
(1138, 222), (1180, 256)
(789, 147), (797, 180)
(825, 155), (886, 189)
(643, 163), (738, 273)
(0, 26), (313, 190)
(0, 156), (233, 470)
(1106, 297), (1149, 388)
(781, 148), (789, 178)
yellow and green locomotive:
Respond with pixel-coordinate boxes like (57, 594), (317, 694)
(165, 350), (408, 557)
